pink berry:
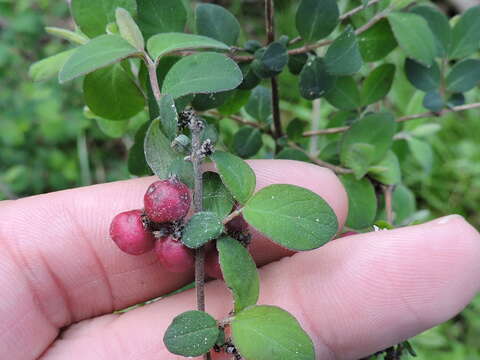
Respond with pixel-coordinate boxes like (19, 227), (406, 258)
(155, 236), (194, 273)
(144, 178), (191, 223)
(109, 210), (155, 255)
(205, 248), (223, 280)
(336, 231), (358, 239)
(226, 214), (249, 234)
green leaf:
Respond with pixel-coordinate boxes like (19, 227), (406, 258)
(276, 148), (310, 162)
(238, 63), (261, 90)
(340, 174), (377, 229)
(368, 151), (401, 185)
(168, 159), (194, 188)
(358, 19), (397, 62)
(195, 3), (241, 46)
(288, 53), (308, 75)
(343, 143), (375, 179)
(144, 118), (181, 178)
(128, 122), (151, 176)
(446, 59), (480, 93)
(29, 49), (75, 82)
(449, 5), (480, 59)
(243, 184), (338, 251)
(388, 12), (436, 67)
(217, 236), (259, 313)
(361, 63), (396, 106)
(245, 86), (272, 123)
(218, 90), (251, 116)
(299, 57), (335, 100)
(59, 35), (141, 83)
(115, 8), (144, 50)
(147, 33), (229, 61)
(232, 305), (315, 360)
(257, 41), (289, 75)
(71, 0), (137, 38)
(161, 52), (243, 99)
(423, 91), (444, 112)
(391, 185), (417, 225)
(210, 151), (256, 204)
(340, 112), (397, 166)
(163, 310), (219, 357)
(158, 95), (178, 141)
(286, 118), (309, 142)
(404, 58), (441, 92)
(203, 172), (234, 219)
(325, 26), (363, 76)
(325, 76), (361, 110)
(137, 0), (187, 39)
(296, 0), (339, 42)
(234, 127), (263, 158)
(410, 5), (451, 57)
(96, 118), (129, 138)
(45, 27), (88, 45)
(83, 63), (145, 121)
(182, 212), (224, 249)
(192, 91), (233, 112)
(407, 137), (433, 173)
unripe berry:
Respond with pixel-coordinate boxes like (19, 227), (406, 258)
(144, 178), (191, 223)
(205, 248), (223, 280)
(155, 236), (194, 273)
(109, 210), (155, 255)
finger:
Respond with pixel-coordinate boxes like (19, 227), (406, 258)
(0, 160), (347, 360)
(39, 215), (480, 360)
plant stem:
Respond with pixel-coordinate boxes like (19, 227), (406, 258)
(189, 116), (210, 360)
(309, 99), (321, 156)
(222, 208), (243, 225)
(303, 102), (480, 137)
(265, 0), (283, 150)
(145, 55), (161, 102)
(383, 185), (395, 224)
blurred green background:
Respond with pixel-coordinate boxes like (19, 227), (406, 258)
(1, 0), (479, 358)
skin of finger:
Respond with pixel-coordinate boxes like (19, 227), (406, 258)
(39, 215), (480, 360)
(0, 160), (347, 360)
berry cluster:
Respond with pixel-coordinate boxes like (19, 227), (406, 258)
(109, 177), (194, 273)
(109, 177), (251, 277)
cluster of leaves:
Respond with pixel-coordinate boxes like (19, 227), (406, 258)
(28, 0), (480, 358)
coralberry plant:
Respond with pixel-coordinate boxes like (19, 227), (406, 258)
(31, 0), (480, 358)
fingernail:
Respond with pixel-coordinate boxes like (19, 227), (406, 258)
(435, 214), (464, 225)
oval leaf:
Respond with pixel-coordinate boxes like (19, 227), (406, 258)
(161, 52), (243, 99)
(59, 35), (141, 83)
(83, 63), (145, 120)
(163, 310), (219, 357)
(144, 118), (182, 178)
(404, 58), (441, 92)
(147, 33), (229, 61)
(210, 151), (256, 204)
(358, 19), (397, 62)
(71, 0), (137, 38)
(388, 12), (436, 67)
(45, 27), (88, 45)
(361, 63), (396, 106)
(299, 57), (335, 100)
(368, 151), (402, 185)
(446, 59), (480, 93)
(233, 127), (263, 158)
(340, 174), (377, 229)
(232, 305), (315, 360)
(182, 212), (224, 249)
(217, 236), (259, 313)
(325, 26), (363, 76)
(29, 49), (76, 82)
(296, 0), (339, 42)
(243, 184), (338, 251)
(195, 3), (241, 46)
(203, 172), (235, 219)
(245, 86), (272, 123)
(137, 0), (187, 39)
(325, 76), (361, 110)
(449, 5), (480, 59)
(116, 7), (144, 50)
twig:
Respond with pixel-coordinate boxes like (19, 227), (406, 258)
(265, 0), (284, 149)
(144, 55), (161, 101)
(303, 102), (480, 137)
(189, 116), (210, 360)
(383, 185), (395, 224)
(340, 0), (383, 20)
(288, 142), (353, 174)
(207, 110), (263, 129)
(222, 208), (243, 225)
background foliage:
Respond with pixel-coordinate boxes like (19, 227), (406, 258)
(1, 0), (479, 358)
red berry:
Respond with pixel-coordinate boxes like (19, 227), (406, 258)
(336, 231), (359, 239)
(144, 178), (191, 223)
(226, 214), (249, 234)
(109, 210), (155, 255)
(205, 248), (223, 280)
(155, 236), (194, 273)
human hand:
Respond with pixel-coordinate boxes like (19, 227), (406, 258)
(1, 160), (479, 360)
